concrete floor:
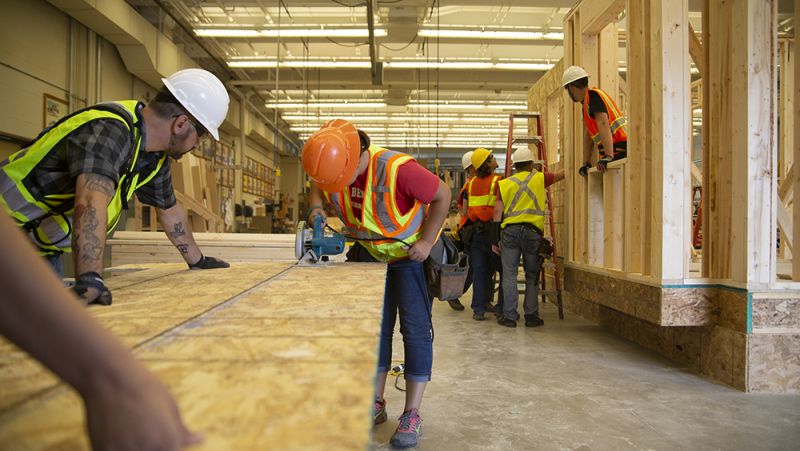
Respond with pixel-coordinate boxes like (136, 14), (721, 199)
(371, 293), (800, 450)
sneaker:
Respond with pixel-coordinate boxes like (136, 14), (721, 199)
(497, 317), (517, 328)
(390, 409), (422, 449)
(446, 298), (465, 311)
(525, 314), (544, 328)
(374, 398), (387, 425)
(472, 312), (485, 321)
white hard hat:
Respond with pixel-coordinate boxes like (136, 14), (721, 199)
(461, 151), (474, 170)
(512, 147), (535, 164)
(162, 68), (229, 140)
(562, 65), (589, 87)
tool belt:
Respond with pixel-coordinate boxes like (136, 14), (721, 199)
(504, 222), (544, 236)
(425, 234), (469, 302)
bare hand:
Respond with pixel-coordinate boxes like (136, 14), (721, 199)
(308, 207), (326, 224)
(406, 239), (433, 262)
(84, 370), (202, 451)
(491, 244), (501, 255)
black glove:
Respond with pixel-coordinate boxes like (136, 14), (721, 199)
(189, 254), (230, 270)
(538, 238), (554, 258)
(72, 272), (112, 306)
(490, 222), (502, 246)
(578, 163), (592, 177)
(597, 155), (613, 172)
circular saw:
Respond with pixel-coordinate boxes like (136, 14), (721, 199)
(295, 214), (345, 264)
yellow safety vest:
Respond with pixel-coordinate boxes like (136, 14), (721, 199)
(582, 87), (628, 151)
(323, 145), (426, 263)
(0, 101), (166, 255)
(498, 170), (546, 231)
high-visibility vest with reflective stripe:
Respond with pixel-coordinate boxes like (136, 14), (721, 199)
(323, 145), (426, 263)
(0, 101), (166, 255)
(498, 170), (546, 230)
(467, 174), (500, 222)
(582, 88), (628, 151)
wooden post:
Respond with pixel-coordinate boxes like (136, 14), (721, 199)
(707, 0), (777, 285)
(625, 0), (648, 275)
(793, 0), (800, 280)
(649, 0), (692, 281)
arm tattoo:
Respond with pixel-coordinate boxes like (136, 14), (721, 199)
(73, 203), (103, 265)
(176, 244), (189, 254)
(170, 222), (187, 239)
(83, 174), (115, 197)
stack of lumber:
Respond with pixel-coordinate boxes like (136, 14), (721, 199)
(0, 261), (387, 449)
(108, 231), (297, 266)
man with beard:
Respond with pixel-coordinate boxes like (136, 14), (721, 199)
(0, 68), (231, 305)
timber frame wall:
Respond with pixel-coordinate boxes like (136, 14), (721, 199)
(545, 0), (800, 392)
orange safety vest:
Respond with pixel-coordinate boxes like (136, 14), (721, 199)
(323, 145), (426, 262)
(467, 174), (501, 223)
(582, 88), (627, 154)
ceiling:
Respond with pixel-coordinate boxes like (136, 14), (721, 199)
(124, 0), (581, 167)
(124, 0), (793, 169)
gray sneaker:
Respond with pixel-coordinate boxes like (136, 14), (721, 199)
(374, 398), (387, 425)
(390, 409), (422, 449)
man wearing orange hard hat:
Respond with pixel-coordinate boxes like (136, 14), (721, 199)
(303, 119), (451, 449)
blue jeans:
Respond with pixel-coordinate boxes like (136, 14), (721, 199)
(500, 224), (542, 320)
(45, 253), (64, 277)
(469, 227), (503, 313)
(377, 259), (433, 382)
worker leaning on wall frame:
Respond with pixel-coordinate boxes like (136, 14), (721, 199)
(302, 119), (451, 449)
(0, 68), (231, 306)
(562, 65), (629, 176)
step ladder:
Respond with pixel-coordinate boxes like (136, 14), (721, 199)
(503, 112), (564, 320)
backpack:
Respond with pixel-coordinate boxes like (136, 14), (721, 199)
(425, 234), (470, 301)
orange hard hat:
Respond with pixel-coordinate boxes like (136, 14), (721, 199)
(302, 119), (361, 192)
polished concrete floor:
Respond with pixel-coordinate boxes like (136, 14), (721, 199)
(371, 293), (800, 450)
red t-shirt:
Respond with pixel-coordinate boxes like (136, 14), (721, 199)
(349, 160), (439, 220)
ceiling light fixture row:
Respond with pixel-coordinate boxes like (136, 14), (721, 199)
(195, 26), (562, 41)
(229, 59), (553, 71)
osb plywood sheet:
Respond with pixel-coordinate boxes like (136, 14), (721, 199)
(0, 358), (58, 414)
(0, 361), (377, 451)
(564, 267), (661, 324)
(137, 336), (378, 363)
(661, 288), (715, 326)
(90, 262), (293, 319)
(752, 297), (800, 329)
(0, 262), (387, 449)
(180, 318), (380, 338)
(104, 263), (188, 290)
(713, 289), (748, 332)
(749, 333), (800, 393)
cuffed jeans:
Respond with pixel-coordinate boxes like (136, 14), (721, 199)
(500, 224), (542, 321)
(377, 259), (433, 382)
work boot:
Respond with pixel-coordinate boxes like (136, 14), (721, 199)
(446, 298), (465, 311)
(497, 317), (517, 328)
(525, 314), (544, 328)
(472, 312), (485, 321)
(374, 398), (387, 425)
(390, 409), (422, 449)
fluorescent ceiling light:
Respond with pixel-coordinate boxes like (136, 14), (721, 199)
(418, 29), (563, 41)
(267, 102), (387, 109)
(409, 103), (527, 110)
(283, 115), (510, 123)
(230, 60), (371, 69)
(386, 62), (493, 70)
(291, 126), (510, 134)
(196, 27), (386, 38)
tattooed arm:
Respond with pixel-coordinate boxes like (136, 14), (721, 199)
(156, 203), (203, 265)
(73, 174), (114, 276)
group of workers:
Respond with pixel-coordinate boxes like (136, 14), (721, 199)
(0, 63), (625, 450)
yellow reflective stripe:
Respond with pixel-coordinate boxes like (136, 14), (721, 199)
(609, 115), (627, 133)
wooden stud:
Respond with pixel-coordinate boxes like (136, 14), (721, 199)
(793, 0), (800, 280)
(579, 0), (626, 35)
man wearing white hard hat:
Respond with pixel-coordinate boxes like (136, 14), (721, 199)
(491, 147), (564, 328)
(0, 68), (231, 305)
(562, 65), (628, 176)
